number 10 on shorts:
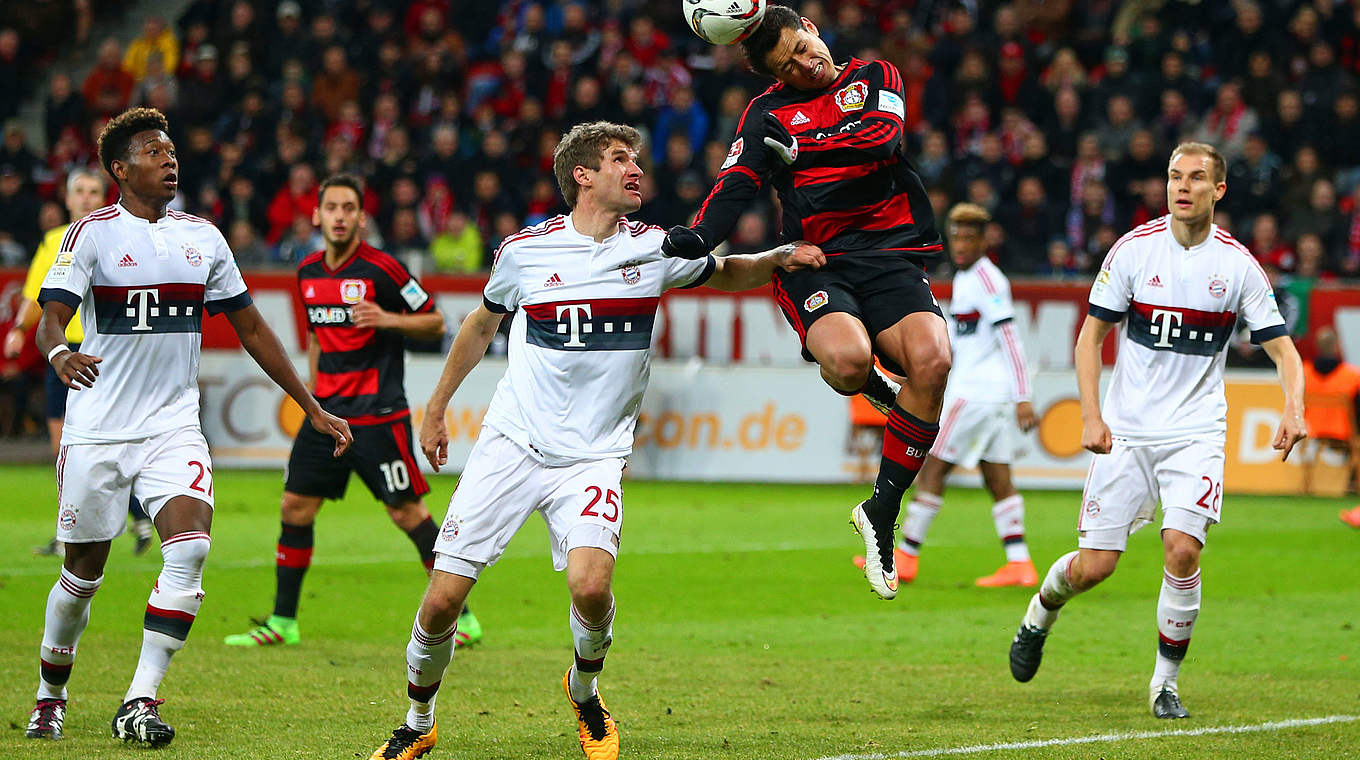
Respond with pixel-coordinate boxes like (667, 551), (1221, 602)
(379, 460), (410, 492)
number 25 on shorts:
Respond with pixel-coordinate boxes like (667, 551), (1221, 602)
(581, 486), (621, 522)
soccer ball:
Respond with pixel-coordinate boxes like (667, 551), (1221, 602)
(684, 0), (766, 45)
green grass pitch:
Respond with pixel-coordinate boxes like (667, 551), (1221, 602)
(0, 463), (1357, 758)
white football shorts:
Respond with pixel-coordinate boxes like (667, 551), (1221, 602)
(1077, 437), (1224, 551)
(929, 396), (1019, 468)
(55, 426), (214, 543)
(433, 426), (625, 580)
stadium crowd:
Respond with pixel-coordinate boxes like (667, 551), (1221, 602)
(2, 0), (1360, 299)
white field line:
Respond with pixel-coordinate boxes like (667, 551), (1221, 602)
(809, 715), (1360, 760)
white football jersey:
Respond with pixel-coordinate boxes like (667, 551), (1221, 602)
(1089, 215), (1286, 443)
(480, 215), (714, 465)
(945, 257), (1030, 403)
(39, 203), (250, 444)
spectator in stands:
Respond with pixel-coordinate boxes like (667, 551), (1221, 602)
(84, 38), (135, 118)
(652, 86), (708, 165)
(1332, 91), (1360, 191)
(265, 1), (307, 78)
(227, 219), (271, 267)
(1339, 184), (1360, 277)
(1225, 132), (1283, 227)
(430, 211), (483, 274)
(217, 0), (261, 66)
(275, 214), (322, 264)
(1251, 212), (1295, 271)
(123, 15), (179, 83)
(0, 123), (40, 185)
(312, 46), (363, 124)
(1264, 90), (1320, 158)
(1094, 93), (1141, 163)
(1242, 50), (1286, 119)
(0, 28), (25, 123)
(43, 73), (86, 148)
(1193, 81), (1259, 161)
(267, 163), (319, 244)
(177, 43), (223, 127)
(998, 176), (1059, 273)
(1286, 179), (1347, 261)
(0, 163), (39, 263)
(1036, 239), (1080, 280)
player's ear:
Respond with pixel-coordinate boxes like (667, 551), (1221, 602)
(801, 17), (818, 36)
(1214, 181), (1227, 203)
(358, 211), (367, 231)
(311, 206), (320, 227)
(110, 159), (127, 184)
(573, 164), (592, 191)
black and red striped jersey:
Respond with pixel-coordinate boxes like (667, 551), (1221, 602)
(297, 242), (436, 424)
(693, 58), (942, 259)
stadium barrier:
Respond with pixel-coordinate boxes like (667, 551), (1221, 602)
(199, 352), (1316, 495)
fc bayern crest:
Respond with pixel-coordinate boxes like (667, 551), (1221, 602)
(441, 515), (461, 541)
(835, 81), (868, 112)
(621, 265), (641, 285)
(1084, 498), (1101, 517)
(183, 245), (202, 267)
(340, 279), (367, 304)
(1208, 277), (1228, 298)
(59, 507), (77, 530)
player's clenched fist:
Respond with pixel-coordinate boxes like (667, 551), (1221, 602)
(661, 225), (710, 259)
(774, 241), (825, 271)
(1081, 416), (1112, 454)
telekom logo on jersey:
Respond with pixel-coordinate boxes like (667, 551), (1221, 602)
(125, 287), (195, 331)
(1149, 308), (1183, 348)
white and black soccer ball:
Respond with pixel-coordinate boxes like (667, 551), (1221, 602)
(683, 0), (766, 46)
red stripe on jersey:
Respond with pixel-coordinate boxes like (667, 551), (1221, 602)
(91, 283), (206, 303)
(347, 409), (411, 426)
(358, 247), (411, 288)
(693, 177), (727, 226)
(61, 208), (119, 251)
(769, 278), (807, 342)
(801, 191), (916, 243)
(390, 421), (429, 493)
(1129, 300), (1237, 328)
(1214, 230), (1271, 284)
(1101, 218), (1167, 269)
(522, 297), (660, 319)
(492, 217), (566, 267)
(621, 219), (663, 236)
(313, 324), (373, 353)
(975, 266), (999, 294)
(998, 321), (1031, 397)
(299, 277), (375, 304)
(146, 604), (197, 622)
(792, 160), (887, 187)
(299, 251), (324, 269)
(315, 367), (379, 398)
(166, 210), (213, 225)
(717, 164), (760, 184)
(953, 310), (980, 322)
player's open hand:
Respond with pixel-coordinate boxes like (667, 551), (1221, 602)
(312, 411), (352, 456)
(420, 410), (451, 472)
(350, 300), (390, 330)
(52, 348), (101, 390)
(1081, 416), (1112, 454)
(774, 241), (825, 271)
(1016, 401), (1037, 432)
(1272, 411), (1307, 461)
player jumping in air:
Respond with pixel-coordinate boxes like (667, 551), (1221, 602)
(854, 203), (1038, 587)
(224, 173), (483, 651)
(23, 107), (351, 746)
(367, 121), (822, 760)
(1007, 142), (1306, 719)
(663, 5), (951, 599)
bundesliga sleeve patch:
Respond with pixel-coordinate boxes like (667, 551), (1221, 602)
(400, 279), (429, 310)
(878, 90), (904, 119)
(721, 137), (744, 171)
(47, 252), (74, 283)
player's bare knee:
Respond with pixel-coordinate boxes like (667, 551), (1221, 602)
(280, 492), (320, 524)
(910, 349), (952, 397)
(387, 500), (430, 531)
(1072, 551), (1119, 588)
(421, 575), (471, 628)
(820, 350), (872, 391)
(1162, 533), (1201, 576)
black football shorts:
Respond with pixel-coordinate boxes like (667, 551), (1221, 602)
(284, 415), (430, 505)
(770, 251), (942, 376)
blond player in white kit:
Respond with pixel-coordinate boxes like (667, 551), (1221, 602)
(23, 108), (351, 747)
(367, 121), (824, 760)
(854, 203), (1038, 587)
(1007, 142), (1306, 719)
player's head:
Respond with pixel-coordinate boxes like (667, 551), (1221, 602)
(313, 173), (366, 250)
(553, 121), (643, 213)
(741, 5), (837, 90)
(946, 203), (991, 269)
(1166, 142), (1226, 224)
(97, 107), (176, 204)
(64, 169), (106, 220)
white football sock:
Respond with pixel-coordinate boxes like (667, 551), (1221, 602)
(405, 618), (456, 732)
(37, 568), (102, 701)
(568, 600), (614, 703)
(1152, 568), (1200, 690)
(991, 495), (1030, 562)
(900, 492), (942, 555)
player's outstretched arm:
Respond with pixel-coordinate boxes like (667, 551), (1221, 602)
(422, 304), (505, 472)
(1075, 314), (1117, 454)
(350, 300), (446, 340)
(1260, 334), (1307, 461)
(35, 301), (101, 390)
(703, 242), (826, 292)
(225, 303), (352, 456)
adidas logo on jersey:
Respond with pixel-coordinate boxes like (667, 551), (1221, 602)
(790, 111), (810, 126)
(544, 273), (563, 288)
(117, 253), (137, 268)
(1147, 275), (1163, 287)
